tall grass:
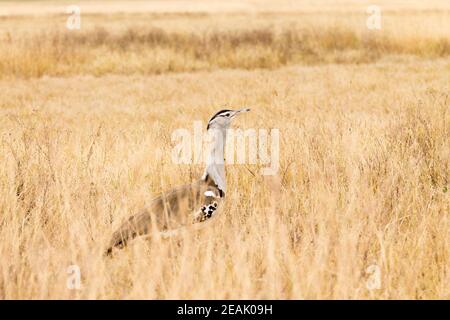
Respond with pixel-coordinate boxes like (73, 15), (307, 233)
(1, 22), (449, 78)
(0, 60), (448, 298)
(0, 1), (449, 299)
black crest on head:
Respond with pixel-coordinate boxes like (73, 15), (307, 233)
(207, 109), (232, 130)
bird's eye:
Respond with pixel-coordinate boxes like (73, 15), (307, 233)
(224, 113), (230, 117)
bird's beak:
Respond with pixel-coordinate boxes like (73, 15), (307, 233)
(233, 108), (251, 117)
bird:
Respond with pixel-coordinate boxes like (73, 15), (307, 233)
(105, 108), (250, 255)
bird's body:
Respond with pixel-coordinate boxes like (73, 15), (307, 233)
(106, 108), (250, 255)
(106, 176), (222, 253)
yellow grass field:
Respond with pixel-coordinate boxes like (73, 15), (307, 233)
(0, 0), (448, 299)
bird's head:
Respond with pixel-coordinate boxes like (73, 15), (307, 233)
(206, 108), (251, 130)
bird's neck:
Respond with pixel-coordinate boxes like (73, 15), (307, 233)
(202, 127), (227, 194)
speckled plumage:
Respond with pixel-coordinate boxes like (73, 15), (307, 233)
(106, 175), (222, 254)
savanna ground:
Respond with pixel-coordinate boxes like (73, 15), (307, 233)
(0, 0), (449, 299)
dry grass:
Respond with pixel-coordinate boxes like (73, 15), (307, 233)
(0, 0), (449, 299)
(1, 3), (450, 78)
(3, 25), (449, 78)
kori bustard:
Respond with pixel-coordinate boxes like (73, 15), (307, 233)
(106, 108), (250, 255)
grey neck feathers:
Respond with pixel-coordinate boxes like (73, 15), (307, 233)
(202, 127), (227, 194)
